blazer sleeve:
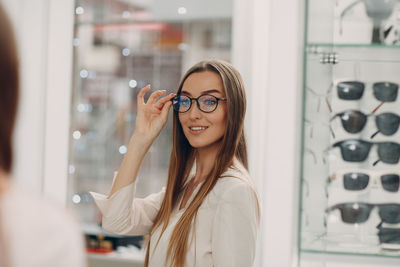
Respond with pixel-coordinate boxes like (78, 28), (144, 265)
(211, 181), (259, 267)
(89, 182), (166, 236)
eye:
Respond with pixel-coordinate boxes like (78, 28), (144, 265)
(200, 95), (217, 106)
(180, 96), (191, 106)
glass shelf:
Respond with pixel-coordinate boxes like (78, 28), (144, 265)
(307, 43), (400, 49)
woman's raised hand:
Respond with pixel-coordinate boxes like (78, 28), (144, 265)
(134, 85), (175, 142)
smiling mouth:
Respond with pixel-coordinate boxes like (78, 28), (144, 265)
(189, 126), (208, 131)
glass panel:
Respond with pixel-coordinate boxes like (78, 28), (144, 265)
(67, 0), (232, 245)
(300, 0), (400, 261)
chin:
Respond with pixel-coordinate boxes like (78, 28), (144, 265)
(187, 137), (223, 150)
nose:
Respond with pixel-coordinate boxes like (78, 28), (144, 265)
(188, 100), (202, 120)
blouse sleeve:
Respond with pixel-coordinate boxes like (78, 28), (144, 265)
(211, 181), (259, 267)
(89, 182), (166, 236)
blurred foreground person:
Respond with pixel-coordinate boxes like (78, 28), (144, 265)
(0, 5), (86, 267)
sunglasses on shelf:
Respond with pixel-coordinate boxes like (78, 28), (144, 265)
(327, 139), (400, 164)
(330, 110), (400, 137)
(329, 170), (400, 192)
(326, 202), (400, 224)
(336, 81), (398, 102)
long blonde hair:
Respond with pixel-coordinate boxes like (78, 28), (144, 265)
(144, 59), (248, 267)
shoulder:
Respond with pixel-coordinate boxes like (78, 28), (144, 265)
(5, 186), (84, 248)
(213, 161), (259, 205)
(15, 186), (78, 225)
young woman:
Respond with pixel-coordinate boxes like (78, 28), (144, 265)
(0, 5), (86, 267)
(91, 59), (260, 267)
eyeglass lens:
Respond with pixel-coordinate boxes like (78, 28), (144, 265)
(375, 113), (400, 136)
(329, 203), (400, 224)
(334, 203), (373, 223)
(343, 172), (400, 192)
(333, 140), (372, 162)
(381, 174), (400, 192)
(373, 82), (399, 102)
(377, 142), (400, 164)
(335, 110), (367, 133)
(343, 172), (369, 190)
(337, 81), (365, 100)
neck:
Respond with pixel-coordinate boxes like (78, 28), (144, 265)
(193, 144), (220, 184)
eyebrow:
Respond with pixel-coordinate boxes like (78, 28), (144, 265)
(181, 89), (222, 96)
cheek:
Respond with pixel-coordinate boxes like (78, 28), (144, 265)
(215, 111), (227, 130)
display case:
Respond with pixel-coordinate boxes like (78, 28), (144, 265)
(300, 0), (400, 261)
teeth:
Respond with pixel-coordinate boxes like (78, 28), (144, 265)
(190, 126), (207, 131)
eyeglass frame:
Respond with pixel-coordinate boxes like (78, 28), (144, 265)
(171, 94), (227, 113)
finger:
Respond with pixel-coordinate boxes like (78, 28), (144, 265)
(160, 100), (173, 120)
(137, 85), (151, 105)
(147, 90), (166, 105)
(155, 93), (176, 109)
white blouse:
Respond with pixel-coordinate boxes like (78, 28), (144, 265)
(90, 159), (259, 267)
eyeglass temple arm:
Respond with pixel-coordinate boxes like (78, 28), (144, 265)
(371, 102), (384, 114)
(370, 130), (380, 139)
(322, 144), (335, 165)
(325, 82), (334, 113)
(373, 159), (381, 166)
(325, 203), (340, 214)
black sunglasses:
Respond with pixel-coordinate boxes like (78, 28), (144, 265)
(326, 202), (400, 224)
(171, 94), (227, 113)
(331, 110), (400, 137)
(337, 81), (398, 102)
(329, 170), (400, 192)
(328, 139), (400, 164)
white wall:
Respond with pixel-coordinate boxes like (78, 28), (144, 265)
(2, 0), (48, 192)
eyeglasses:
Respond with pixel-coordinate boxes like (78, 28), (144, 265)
(326, 202), (400, 224)
(330, 110), (400, 137)
(329, 170), (400, 192)
(336, 81), (398, 102)
(328, 139), (400, 164)
(171, 94), (227, 113)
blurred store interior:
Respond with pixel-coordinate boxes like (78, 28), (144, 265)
(2, 0), (400, 266)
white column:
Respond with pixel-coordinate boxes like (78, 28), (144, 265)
(232, 0), (304, 266)
(42, 0), (74, 204)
